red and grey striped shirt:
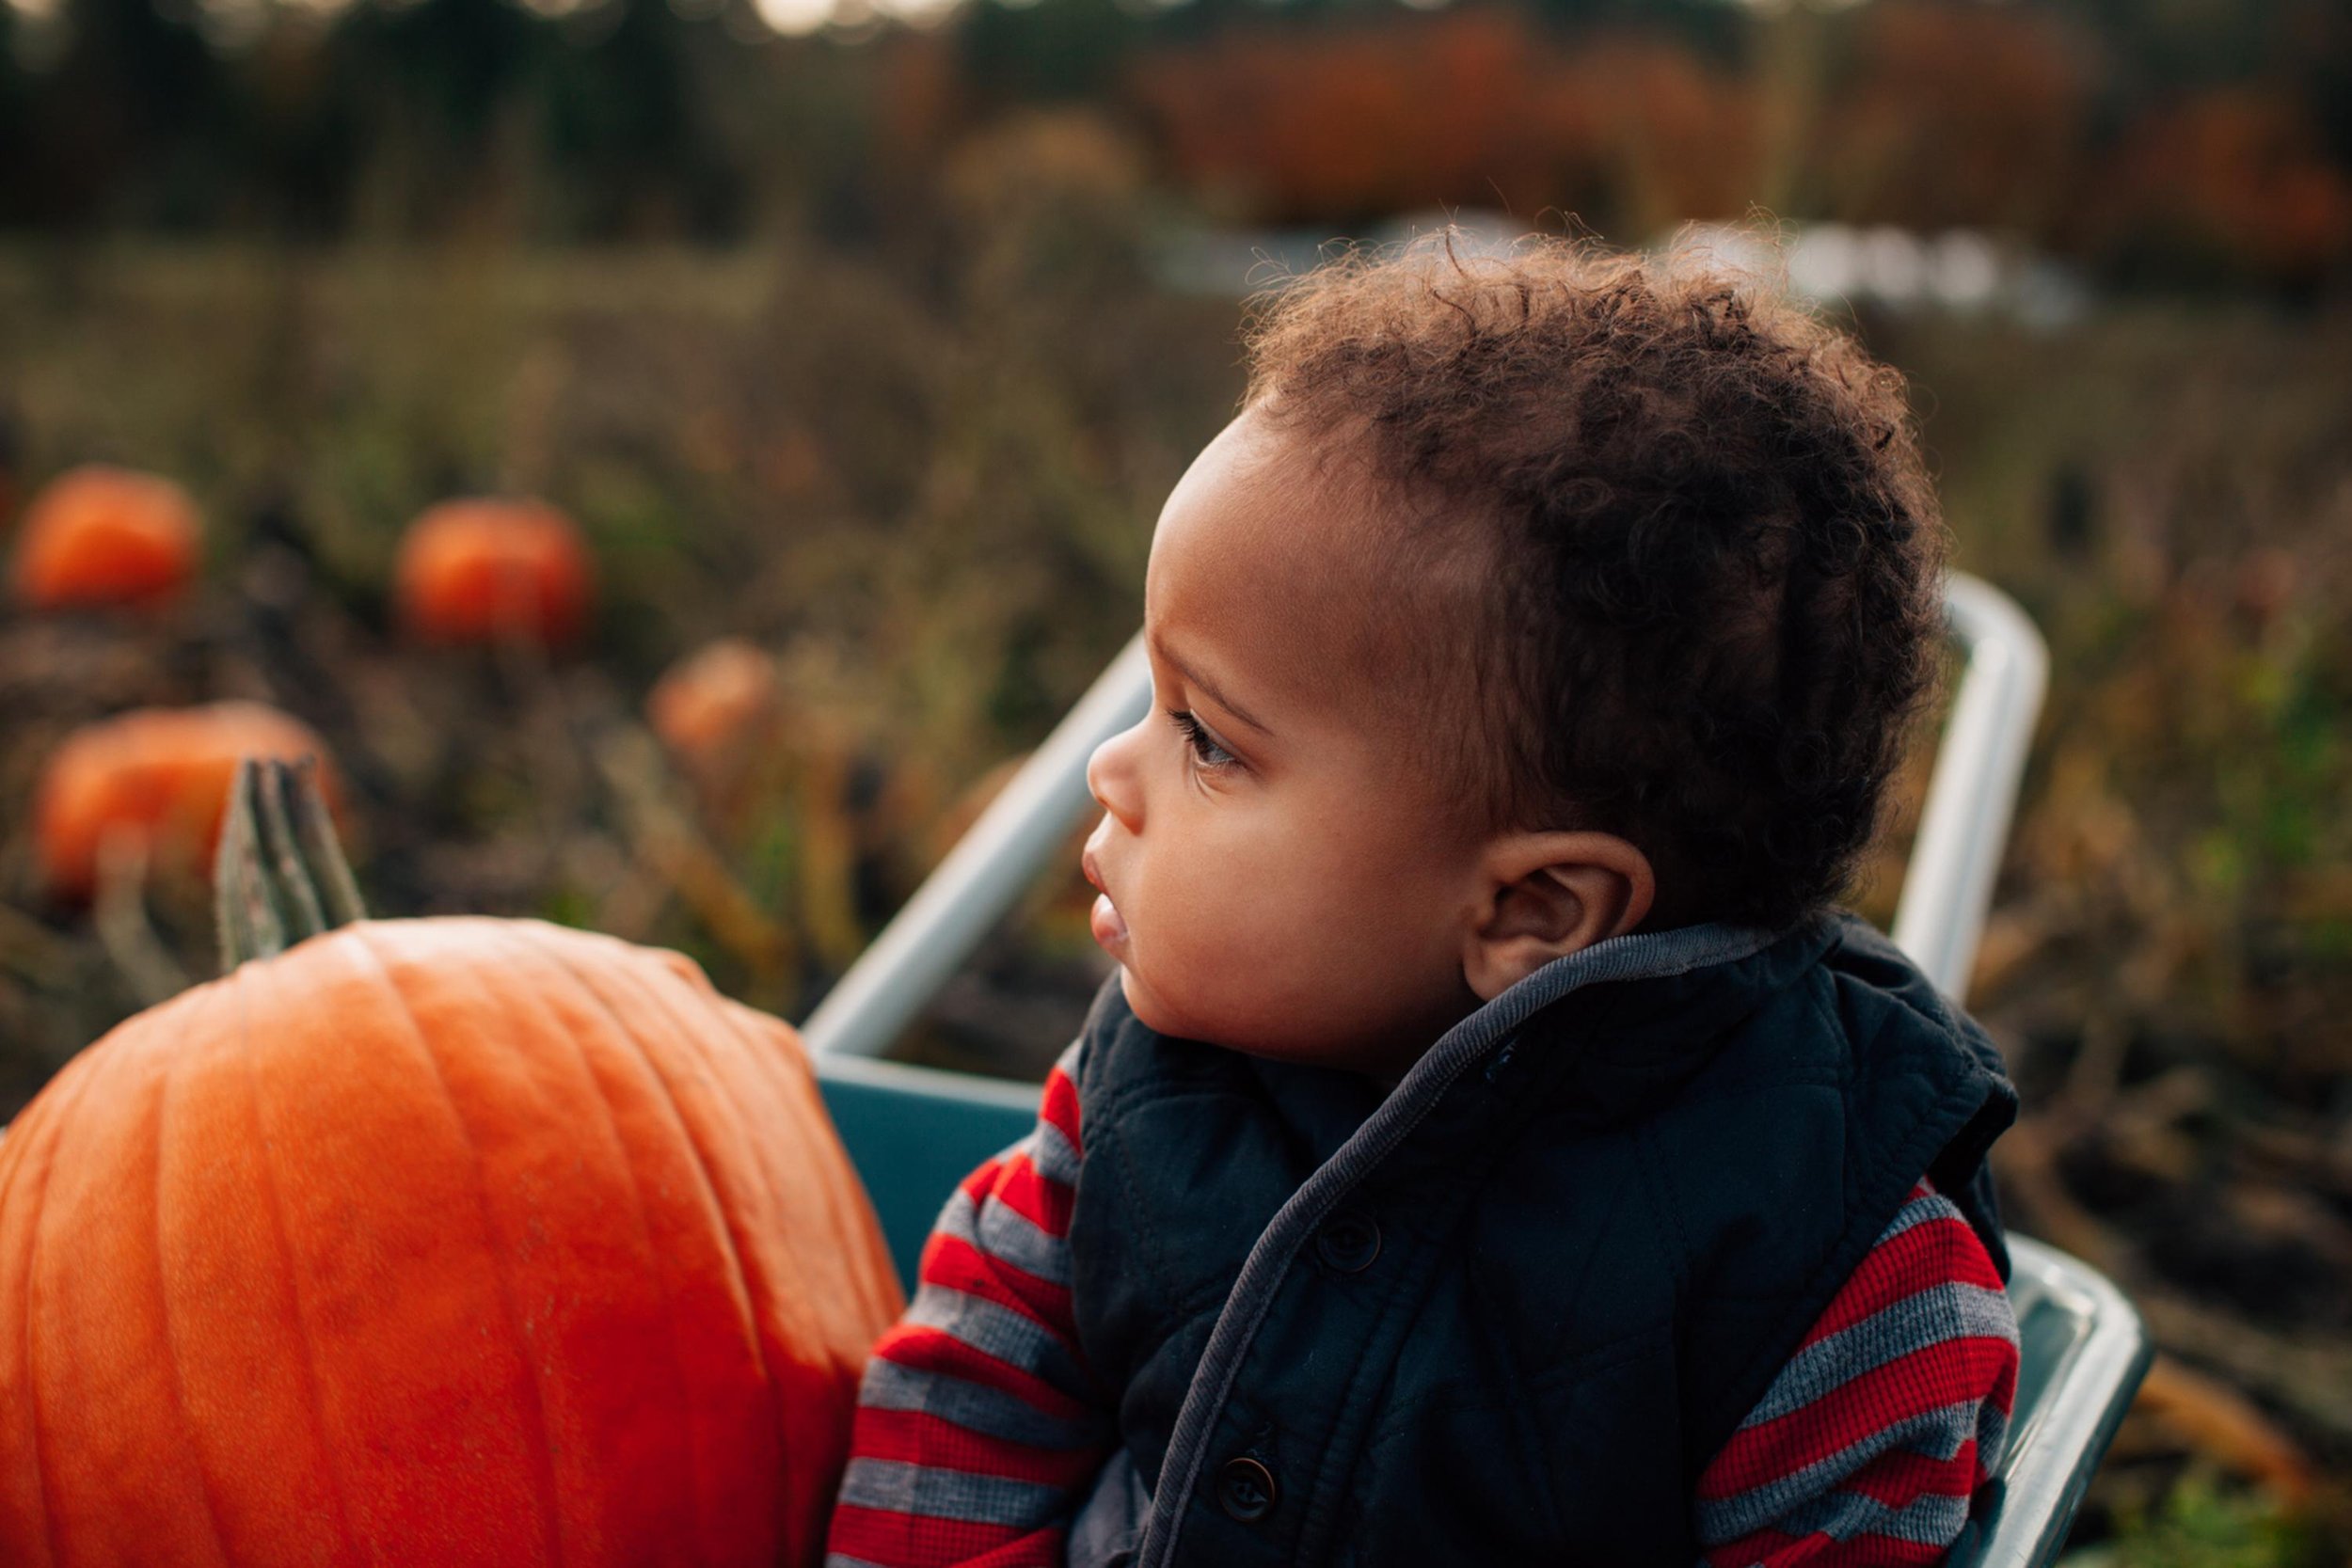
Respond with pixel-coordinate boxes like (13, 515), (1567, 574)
(826, 1043), (2017, 1568)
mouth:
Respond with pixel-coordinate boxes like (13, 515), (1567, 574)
(1080, 843), (1129, 954)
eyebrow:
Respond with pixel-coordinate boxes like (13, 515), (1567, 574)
(1152, 638), (1275, 736)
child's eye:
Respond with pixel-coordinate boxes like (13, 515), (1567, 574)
(1167, 709), (1239, 771)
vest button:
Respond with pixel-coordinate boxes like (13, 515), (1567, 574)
(1316, 1210), (1382, 1274)
(1216, 1456), (1278, 1522)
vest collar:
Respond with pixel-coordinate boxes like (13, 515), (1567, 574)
(1501, 915), (1846, 1128)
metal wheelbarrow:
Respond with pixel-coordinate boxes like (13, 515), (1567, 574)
(803, 575), (2152, 1568)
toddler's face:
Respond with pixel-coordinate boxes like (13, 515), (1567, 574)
(1082, 408), (1488, 1075)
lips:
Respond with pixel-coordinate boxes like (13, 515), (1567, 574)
(1080, 843), (1129, 954)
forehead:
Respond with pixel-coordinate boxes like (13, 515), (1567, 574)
(1145, 409), (1395, 703)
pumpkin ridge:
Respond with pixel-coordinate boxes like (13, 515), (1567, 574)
(232, 954), (362, 1564)
(564, 944), (804, 1332)
(28, 1034), (130, 1560)
(527, 932), (785, 1425)
(485, 925), (722, 1565)
(17, 1167), (54, 1568)
(628, 982), (841, 1561)
(0, 1204), (40, 1568)
(343, 924), (568, 1568)
(673, 977), (903, 1375)
(30, 1037), (126, 1558)
(580, 940), (850, 1560)
(19, 1045), (104, 1568)
(146, 982), (237, 1566)
(529, 932), (814, 1522)
(686, 980), (901, 1327)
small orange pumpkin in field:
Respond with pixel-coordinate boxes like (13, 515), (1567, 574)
(32, 702), (338, 902)
(394, 497), (595, 647)
(0, 762), (901, 1567)
(10, 465), (200, 610)
(650, 639), (783, 796)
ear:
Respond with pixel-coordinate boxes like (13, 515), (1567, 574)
(1459, 831), (1657, 1001)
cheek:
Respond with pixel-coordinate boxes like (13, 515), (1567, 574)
(1116, 808), (1310, 1014)
(1126, 803), (1455, 1039)
(1136, 821), (1283, 961)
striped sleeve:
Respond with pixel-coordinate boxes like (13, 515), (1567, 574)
(1693, 1180), (2021, 1568)
(826, 1040), (1115, 1568)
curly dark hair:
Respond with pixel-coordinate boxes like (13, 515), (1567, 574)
(1242, 232), (1947, 930)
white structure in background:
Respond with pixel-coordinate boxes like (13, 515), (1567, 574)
(1781, 224), (2087, 326)
(1158, 214), (2091, 328)
(1671, 222), (2091, 328)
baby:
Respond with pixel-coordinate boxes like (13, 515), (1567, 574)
(825, 237), (2021, 1568)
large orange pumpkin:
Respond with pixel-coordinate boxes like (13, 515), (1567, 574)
(0, 766), (902, 1567)
(32, 702), (338, 902)
(394, 498), (595, 648)
(10, 465), (201, 610)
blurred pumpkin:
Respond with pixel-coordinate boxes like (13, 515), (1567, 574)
(9, 465), (201, 611)
(33, 702), (338, 902)
(393, 497), (595, 648)
(649, 639), (783, 805)
(0, 761), (902, 1567)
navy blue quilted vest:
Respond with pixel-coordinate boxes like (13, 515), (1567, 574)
(1064, 914), (2015, 1568)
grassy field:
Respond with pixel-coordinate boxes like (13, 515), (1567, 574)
(1, 231), (2347, 1559)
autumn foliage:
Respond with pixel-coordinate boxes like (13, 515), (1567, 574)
(2100, 88), (2352, 288)
(1116, 0), (2350, 290)
(1808, 2), (2092, 235)
(1127, 12), (1761, 229)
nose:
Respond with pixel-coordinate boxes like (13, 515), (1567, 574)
(1086, 718), (1147, 834)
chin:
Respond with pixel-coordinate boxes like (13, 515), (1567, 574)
(1120, 946), (1395, 1052)
(1117, 966), (1240, 1049)
(1114, 970), (1311, 1060)
(1117, 966), (1178, 1036)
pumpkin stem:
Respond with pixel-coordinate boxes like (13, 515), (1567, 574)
(215, 761), (286, 968)
(215, 757), (368, 972)
(256, 764), (327, 940)
(290, 757), (367, 927)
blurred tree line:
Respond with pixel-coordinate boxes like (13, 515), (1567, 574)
(3, 0), (2349, 293)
